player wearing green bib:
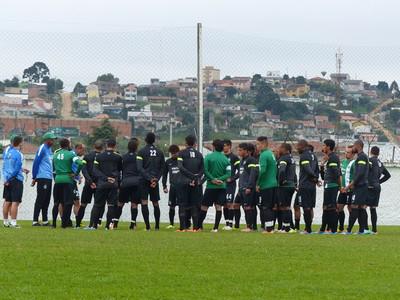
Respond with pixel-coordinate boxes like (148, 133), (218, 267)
(337, 145), (355, 232)
(52, 138), (85, 228)
(256, 136), (278, 233)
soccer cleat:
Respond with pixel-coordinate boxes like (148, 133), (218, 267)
(222, 226), (233, 231)
(175, 229), (187, 232)
(262, 230), (275, 235)
(166, 225), (175, 229)
(299, 230), (311, 235)
(83, 226), (96, 231)
(9, 224), (21, 229)
(129, 223), (136, 230)
(3, 223), (10, 228)
(241, 228), (252, 232)
(211, 229), (218, 233)
(341, 231), (352, 235)
(32, 222), (41, 227)
(363, 230), (372, 235)
(288, 229), (297, 234)
(41, 222), (50, 227)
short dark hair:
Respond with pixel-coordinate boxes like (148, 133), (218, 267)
(169, 144), (180, 154)
(281, 143), (292, 153)
(128, 138), (139, 153)
(238, 143), (248, 150)
(354, 139), (364, 148)
(185, 135), (196, 147)
(59, 138), (70, 149)
(212, 139), (224, 152)
(247, 143), (256, 156)
(145, 132), (156, 144)
(371, 146), (380, 156)
(107, 139), (117, 148)
(323, 139), (335, 151)
(75, 143), (84, 150)
(12, 136), (23, 147)
(256, 136), (268, 143)
(94, 140), (104, 151)
(223, 139), (232, 147)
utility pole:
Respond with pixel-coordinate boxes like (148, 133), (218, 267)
(197, 23), (203, 152)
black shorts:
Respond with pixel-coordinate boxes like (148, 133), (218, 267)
(225, 183), (237, 204)
(260, 188), (276, 209)
(3, 179), (23, 203)
(235, 189), (256, 206)
(351, 185), (368, 206)
(168, 185), (179, 207)
(94, 188), (118, 207)
(179, 184), (203, 207)
(298, 188), (316, 209)
(119, 186), (141, 204)
(277, 187), (295, 207)
(202, 188), (226, 207)
(367, 187), (381, 207)
(140, 181), (160, 202)
(72, 182), (80, 202)
(323, 187), (338, 209)
(337, 192), (352, 205)
(81, 184), (96, 204)
(53, 183), (74, 205)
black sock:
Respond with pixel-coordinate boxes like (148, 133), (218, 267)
(244, 209), (250, 228)
(347, 208), (359, 232)
(338, 211), (345, 231)
(76, 205), (86, 227)
(190, 206), (199, 230)
(358, 208), (367, 233)
(295, 218), (300, 230)
(141, 205), (150, 230)
(264, 207), (275, 232)
(277, 211), (283, 230)
(258, 207), (264, 229)
(328, 210), (338, 233)
(223, 207), (229, 226)
(320, 211), (328, 232)
(234, 208), (241, 228)
(61, 204), (73, 228)
(52, 203), (59, 227)
(106, 205), (115, 229)
(89, 205), (99, 228)
(303, 210), (312, 233)
(282, 210), (291, 232)
(169, 207), (175, 226)
(370, 208), (377, 232)
(198, 210), (207, 229)
(178, 206), (186, 230)
(113, 206), (123, 228)
(130, 207), (138, 229)
(289, 210), (294, 229)
(213, 210), (222, 230)
(154, 205), (161, 229)
(228, 209), (234, 227)
(98, 205), (105, 225)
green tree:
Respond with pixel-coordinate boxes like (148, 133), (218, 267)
(389, 109), (400, 124)
(73, 82), (86, 94)
(223, 75), (232, 80)
(282, 74), (289, 80)
(251, 74), (263, 89)
(225, 87), (238, 98)
(295, 76), (306, 84)
(86, 119), (118, 145)
(23, 62), (50, 83)
(45, 78), (64, 94)
(3, 76), (20, 88)
(377, 81), (389, 94)
(97, 73), (119, 83)
(255, 82), (283, 114)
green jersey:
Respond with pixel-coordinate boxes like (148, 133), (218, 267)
(341, 158), (355, 188)
(204, 151), (231, 189)
(53, 148), (85, 184)
(257, 149), (278, 190)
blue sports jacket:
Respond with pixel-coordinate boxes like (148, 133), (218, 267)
(32, 143), (53, 180)
(2, 146), (24, 182)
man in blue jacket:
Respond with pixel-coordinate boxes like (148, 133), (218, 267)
(2, 136), (25, 228)
(31, 132), (57, 226)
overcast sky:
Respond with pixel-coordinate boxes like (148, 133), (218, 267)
(1, 0), (400, 88)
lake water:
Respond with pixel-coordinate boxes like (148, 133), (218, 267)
(10, 161), (400, 226)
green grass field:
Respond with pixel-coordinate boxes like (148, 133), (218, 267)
(1, 222), (400, 300)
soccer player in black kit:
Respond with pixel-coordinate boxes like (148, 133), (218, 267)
(177, 135), (204, 231)
(75, 140), (103, 228)
(344, 140), (369, 235)
(222, 140), (240, 230)
(87, 139), (122, 230)
(137, 132), (165, 231)
(115, 138), (142, 230)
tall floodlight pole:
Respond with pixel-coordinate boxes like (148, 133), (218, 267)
(197, 23), (203, 152)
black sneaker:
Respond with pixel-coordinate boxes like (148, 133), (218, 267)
(41, 222), (50, 227)
(129, 222), (136, 230)
(32, 223), (42, 227)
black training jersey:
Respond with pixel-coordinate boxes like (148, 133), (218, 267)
(137, 144), (165, 182)
(320, 152), (341, 189)
(122, 152), (141, 179)
(368, 156), (391, 188)
(353, 151), (369, 188)
(238, 155), (258, 190)
(225, 152), (240, 185)
(82, 150), (101, 185)
(177, 147), (204, 184)
(299, 150), (319, 189)
(278, 153), (296, 188)
(162, 157), (183, 188)
(93, 150), (122, 184)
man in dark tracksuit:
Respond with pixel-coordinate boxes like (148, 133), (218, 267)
(177, 135), (204, 231)
(223, 140), (240, 230)
(296, 140), (319, 234)
(366, 146), (391, 233)
(88, 139), (122, 230)
(319, 139), (341, 234)
(345, 140), (369, 234)
(236, 143), (258, 231)
(137, 132), (165, 231)
(75, 140), (103, 228)
(277, 143), (297, 233)
(163, 145), (187, 231)
(113, 138), (142, 230)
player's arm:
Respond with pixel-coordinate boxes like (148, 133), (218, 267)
(231, 158), (241, 181)
(81, 154), (93, 184)
(92, 157), (107, 181)
(162, 161), (169, 189)
(379, 164), (391, 184)
(8, 151), (23, 181)
(217, 161), (232, 182)
(247, 158), (258, 189)
(136, 150), (152, 181)
(278, 159), (287, 185)
(31, 146), (44, 180)
(256, 153), (267, 186)
(203, 156), (214, 181)
(177, 152), (197, 180)
(353, 157), (368, 186)
(156, 151), (165, 181)
(300, 153), (318, 181)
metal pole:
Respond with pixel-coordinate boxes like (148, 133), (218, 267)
(197, 23), (203, 152)
(169, 118), (173, 146)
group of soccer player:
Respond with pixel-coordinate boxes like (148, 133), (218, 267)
(2, 131), (391, 234)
